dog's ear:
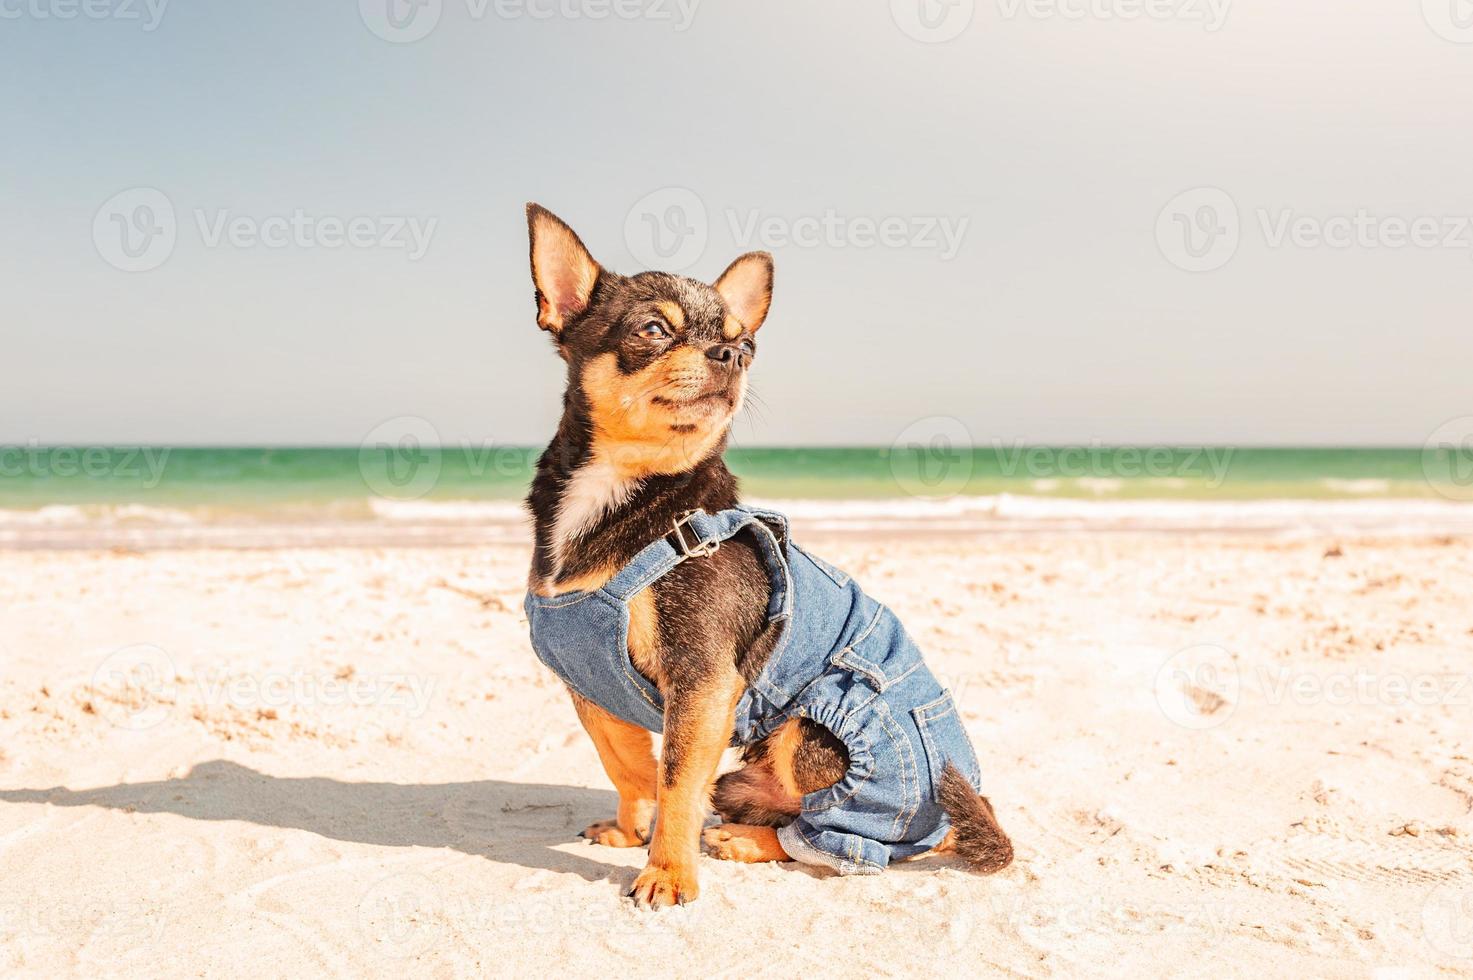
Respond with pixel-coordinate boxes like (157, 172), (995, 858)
(527, 203), (601, 336)
(713, 251), (774, 333)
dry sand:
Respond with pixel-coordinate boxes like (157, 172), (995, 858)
(2, 530), (1472, 977)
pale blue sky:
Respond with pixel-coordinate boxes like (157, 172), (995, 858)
(4, 0), (1471, 446)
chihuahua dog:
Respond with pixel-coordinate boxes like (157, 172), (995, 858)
(522, 204), (1012, 908)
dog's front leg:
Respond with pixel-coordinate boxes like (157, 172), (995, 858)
(570, 692), (658, 847)
(628, 668), (743, 908)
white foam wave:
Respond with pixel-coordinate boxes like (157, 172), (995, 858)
(2, 494), (1470, 544)
(367, 499), (528, 523)
(0, 504), (200, 526)
(1321, 478), (1394, 495)
(751, 494), (1473, 533)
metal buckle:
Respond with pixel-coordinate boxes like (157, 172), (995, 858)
(671, 509), (721, 559)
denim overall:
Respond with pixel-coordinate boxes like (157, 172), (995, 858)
(524, 506), (983, 875)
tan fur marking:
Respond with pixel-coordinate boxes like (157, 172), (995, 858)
(625, 587), (664, 689)
(580, 353), (733, 480)
(764, 718), (807, 798)
(662, 344), (708, 377)
(631, 671), (744, 907)
(703, 824), (790, 863)
(570, 694), (658, 847)
(896, 830), (958, 862)
(722, 315), (744, 340)
(533, 563), (616, 597)
(656, 301), (686, 333)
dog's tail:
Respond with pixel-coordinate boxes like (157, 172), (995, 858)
(938, 762), (1014, 874)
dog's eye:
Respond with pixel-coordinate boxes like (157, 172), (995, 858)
(636, 321), (669, 341)
(738, 339), (756, 356)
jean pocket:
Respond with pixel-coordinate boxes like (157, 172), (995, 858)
(911, 690), (981, 803)
(831, 605), (921, 693)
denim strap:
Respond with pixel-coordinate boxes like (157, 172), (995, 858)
(602, 506), (791, 623)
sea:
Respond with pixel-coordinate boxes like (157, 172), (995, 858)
(1, 445), (1470, 548)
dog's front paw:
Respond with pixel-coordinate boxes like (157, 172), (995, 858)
(627, 862), (699, 908)
(581, 819), (647, 848)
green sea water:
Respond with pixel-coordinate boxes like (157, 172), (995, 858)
(0, 446), (1459, 515)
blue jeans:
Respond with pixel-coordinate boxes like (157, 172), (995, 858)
(526, 506), (984, 873)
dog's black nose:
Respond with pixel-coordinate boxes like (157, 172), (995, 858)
(706, 343), (743, 368)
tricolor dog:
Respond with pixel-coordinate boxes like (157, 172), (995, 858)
(521, 204), (1012, 908)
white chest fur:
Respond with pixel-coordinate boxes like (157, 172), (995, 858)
(549, 456), (637, 575)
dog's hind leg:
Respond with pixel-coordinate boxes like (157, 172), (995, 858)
(707, 717), (851, 863)
(710, 759), (801, 827)
(712, 717), (847, 825)
(703, 823), (790, 863)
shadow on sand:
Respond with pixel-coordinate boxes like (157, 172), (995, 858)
(0, 759), (628, 883)
(0, 760), (969, 885)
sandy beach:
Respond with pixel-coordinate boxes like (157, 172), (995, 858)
(3, 526), (1472, 977)
(13, 0), (1473, 973)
